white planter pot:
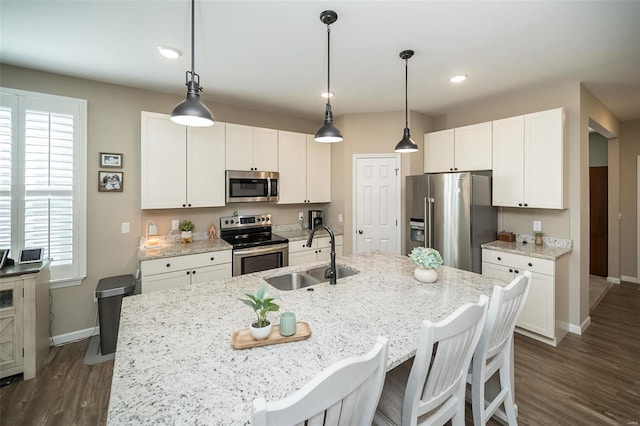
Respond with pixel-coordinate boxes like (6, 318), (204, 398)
(414, 267), (438, 283)
(250, 320), (273, 341)
(181, 230), (192, 239)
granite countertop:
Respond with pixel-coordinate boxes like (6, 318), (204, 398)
(137, 238), (232, 261)
(274, 227), (343, 242)
(108, 251), (505, 425)
(481, 240), (571, 260)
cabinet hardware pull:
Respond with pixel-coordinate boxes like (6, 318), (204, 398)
(524, 203), (528, 207)
(186, 271), (190, 275)
(211, 257), (214, 261)
(518, 203), (523, 207)
(182, 204), (186, 208)
(358, 230), (363, 234)
(497, 257), (501, 261)
(528, 262), (533, 267)
(192, 270), (196, 274)
(509, 268), (513, 273)
(166, 263), (170, 268)
(188, 204), (192, 207)
(515, 269), (519, 274)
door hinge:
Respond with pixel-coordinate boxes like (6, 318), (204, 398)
(22, 288), (24, 297)
(22, 347), (24, 357)
(395, 168), (399, 176)
(396, 219), (398, 226)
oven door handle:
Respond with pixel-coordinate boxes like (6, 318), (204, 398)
(234, 243), (289, 257)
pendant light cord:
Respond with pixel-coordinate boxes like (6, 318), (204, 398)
(404, 57), (409, 129)
(191, 0), (195, 76)
(326, 24), (331, 107)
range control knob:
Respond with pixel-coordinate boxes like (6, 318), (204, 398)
(224, 220), (229, 225)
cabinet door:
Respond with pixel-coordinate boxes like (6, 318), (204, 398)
(289, 250), (318, 266)
(481, 261), (515, 283)
(187, 122), (226, 208)
(277, 131), (307, 204)
(305, 135), (331, 203)
(190, 263), (232, 284)
(141, 271), (190, 293)
(141, 112), (187, 209)
(516, 271), (554, 338)
(225, 123), (254, 171)
(253, 127), (279, 171)
(524, 108), (565, 209)
(424, 129), (454, 173)
(454, 122), (492, 171)
(0, 281), (24, 376)
(492, 115), (524, 207)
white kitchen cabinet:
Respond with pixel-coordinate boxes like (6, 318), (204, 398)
(141, 111), (226, 209)
(277, 131), (331, 204)
(482, 248), (569, 346)
(140, 250), (232, 293)
(225, 124), (278, 171)
(492, 108), (566, 209)
(288, 235), (343, 266)
(424, 122), (492, 173)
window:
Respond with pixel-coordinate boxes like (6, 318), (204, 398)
(0, 88), (86, 287)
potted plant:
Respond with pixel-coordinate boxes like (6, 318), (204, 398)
(239, 284), (281, 340)
(409, 247), (443, 283)
(534, 231), (544, 246)
(179, 220), (194, 243)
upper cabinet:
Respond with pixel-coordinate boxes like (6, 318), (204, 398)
(424, 122), (492, 173)
(492, 108), (566, 209)
(277, 131), (331, 204)
(225, 123), (278, 171)
(141, 111), (226, 209)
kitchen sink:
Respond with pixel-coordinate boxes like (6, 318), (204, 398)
(264, 272), (320, 291)
(264, 265), (359, 291)
(305, 264), (359, 282)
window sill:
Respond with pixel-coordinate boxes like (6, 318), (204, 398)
(50, 276), (86, 289)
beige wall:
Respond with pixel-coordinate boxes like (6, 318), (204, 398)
(326, 111), (433, 255)
(589, 133), (608, 167)
(608, 138), (620, 280)
(1, 64), (321, 337)
(619, 119), (640, 280)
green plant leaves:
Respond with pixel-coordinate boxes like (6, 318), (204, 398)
(239, 284), (281, 328)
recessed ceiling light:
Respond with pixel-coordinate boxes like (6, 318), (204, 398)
(449, 74), (467, 83)
(158, 46), (181, 59)
(321, 91), (334, 99)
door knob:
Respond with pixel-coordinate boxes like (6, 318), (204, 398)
(358, 230), (363, 234)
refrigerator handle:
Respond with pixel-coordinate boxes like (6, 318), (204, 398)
(426, 197), (434, 248)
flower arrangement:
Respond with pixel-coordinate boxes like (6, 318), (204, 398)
(534, 231), (543, 237)
(409, 247), (443, 269)
(178, 220), (194, 232)
(239, 284), (281, 328)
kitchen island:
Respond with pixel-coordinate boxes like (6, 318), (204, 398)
(108, 251), (504, 425)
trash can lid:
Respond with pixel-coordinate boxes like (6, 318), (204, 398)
(96, 274), (136, 298)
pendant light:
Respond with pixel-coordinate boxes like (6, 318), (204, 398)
(314, 10), (343, 143)
(394, 50), (419, 153)
(170, 0), (214, 127)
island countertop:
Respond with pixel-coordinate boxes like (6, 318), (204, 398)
(108, 251), (504, 425)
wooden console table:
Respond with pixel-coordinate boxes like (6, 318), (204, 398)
(0, 260), (51, 380)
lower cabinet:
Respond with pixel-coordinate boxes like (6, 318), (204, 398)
(482, 249), (569, 346)
(140, 251), (232, 293)
(289, 236), (343, 267)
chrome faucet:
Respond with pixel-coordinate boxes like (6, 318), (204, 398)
(306, 224), (337, 285)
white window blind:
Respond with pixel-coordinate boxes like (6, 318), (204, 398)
(0, 89), (86, 287)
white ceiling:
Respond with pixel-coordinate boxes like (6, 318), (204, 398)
(2, 1), (639, 121)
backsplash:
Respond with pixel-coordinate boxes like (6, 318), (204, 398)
(516, 233), (572, 249)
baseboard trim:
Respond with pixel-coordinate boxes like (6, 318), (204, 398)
(50, 326), (100, 346)
(607, 276), (621, 284)
(621, 275), (639, 284)
(569, 316), (591, 335)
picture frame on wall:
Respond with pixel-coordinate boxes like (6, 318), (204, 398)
(98, 171), (124, 192)
(100, 152), (123, 168)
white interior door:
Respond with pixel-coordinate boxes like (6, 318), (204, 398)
(353, 155), (401, 254)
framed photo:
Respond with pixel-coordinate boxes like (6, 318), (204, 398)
(100, 152), (123, 168)
(98, 171), (124, 192)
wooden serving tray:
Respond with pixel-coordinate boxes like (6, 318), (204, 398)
(231, 322), (312, 350)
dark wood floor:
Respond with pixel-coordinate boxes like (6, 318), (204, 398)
(2, 283), (639, 425)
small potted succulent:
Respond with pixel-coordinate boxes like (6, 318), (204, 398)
(239, 284), (281, 340)
(409, 247), (443, 283)
(534, 231), (544, 246)
(179, 220), (194, 243)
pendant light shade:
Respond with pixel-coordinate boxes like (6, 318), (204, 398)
(170, 0), (214, 127)
(395, 50), (419, 153)
(314, 10), (342, 143)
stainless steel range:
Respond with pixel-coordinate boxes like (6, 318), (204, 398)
(220, 214), (289, 276)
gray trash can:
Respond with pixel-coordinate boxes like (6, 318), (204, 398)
(95, 274), (135, 355)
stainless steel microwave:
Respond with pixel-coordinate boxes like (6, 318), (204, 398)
(225, 170), (279, 203)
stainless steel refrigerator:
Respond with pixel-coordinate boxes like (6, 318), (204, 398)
(406, 171), (497, 273)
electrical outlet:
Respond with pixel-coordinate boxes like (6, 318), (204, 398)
(121, 222), (130, 233)
(533, 220), (542, 232)
(298, 212), (304, 221)
(338, 213), (343, 223)
(172, 219), (179, 230)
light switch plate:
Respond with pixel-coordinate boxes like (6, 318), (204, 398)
(338, 213), (343, 223)
(533, 220), (542, 232)
(121, 222), (130, 233)
(298, 212), (304, 221)
(172, 219), (179, 230)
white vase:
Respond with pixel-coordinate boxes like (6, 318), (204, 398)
(414, 267), (438, 283)
(181, 230), (192, 239)
(249, 320), (273, 341)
